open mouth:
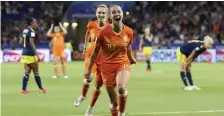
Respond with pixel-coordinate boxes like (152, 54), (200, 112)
(114, 16), (121, 21)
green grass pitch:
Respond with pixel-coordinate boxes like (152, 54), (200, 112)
(1, 62), (224, 116)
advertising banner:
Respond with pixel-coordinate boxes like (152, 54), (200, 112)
(151, 49), (178, 62)
(216, 49), (224, 62)
(3, 50), (22, 63)
(196, 49), (216, 63)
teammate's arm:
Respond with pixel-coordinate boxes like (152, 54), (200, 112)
(47, 24), (54, 37)
(87, 44), (100, 73)
(127, 45), (136, 64)
(59, 22), (67, 34)
(83, 30), (90, 55)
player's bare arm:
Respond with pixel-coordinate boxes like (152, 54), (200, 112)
(139, 36), (143, 51)
(30, 38), (40, 61)
(85, 45), (101, 77)
(83, 30), (90, 55)
(59, 22), (67, 34)
(127, 45), (136, 65)
(19, 38), (24, 46)
(47, 24), (54, 37)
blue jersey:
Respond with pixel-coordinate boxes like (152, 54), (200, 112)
(21, 27), (36, 56)
(180, 40), (207, 57)
(143, 35), (152, 47)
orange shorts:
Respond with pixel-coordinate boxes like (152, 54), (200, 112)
(94, 63), (103, 85)
(53, 49), (65, 58)
(101, 61), (131, 87)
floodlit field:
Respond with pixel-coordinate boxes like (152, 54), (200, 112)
(1, 62), (224, 116)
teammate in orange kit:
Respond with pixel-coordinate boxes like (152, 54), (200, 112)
(74, 4), (109, 115)
(47, 22), (68, 78)
(85, 5), (136, 116)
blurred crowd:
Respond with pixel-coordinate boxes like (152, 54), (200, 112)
(1, 1), (71, 49)
(1, 1), (224, 50)
(125, 1), (224, 50)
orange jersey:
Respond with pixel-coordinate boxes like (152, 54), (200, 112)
(50, 32), (65, 50)
(96, 24), (133, 64)
(85, 20), (104, 63)
(86, 21), (100, 50)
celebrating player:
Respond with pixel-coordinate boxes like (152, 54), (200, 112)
(85, 5), (136, 116)
(176, 36), (213, 91)
(19, 17), (47, 94)
(47, 22), (68, 79)
(74, 4), (108, 115)
(139, 27), (153, 71)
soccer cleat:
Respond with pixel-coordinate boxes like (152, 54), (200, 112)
(64, 75), (68, 79)
(184, 86), (193, 91)
(74, 96), (85, 107)
(146, 68), (151, 72)
(85, 106), (93, 116)
(119, 112), (125, 116)
(21, 90), (30, 94)
(192, 85), (201, 90)
(40, 88), (47, 93)
(52, 75), (59, 79)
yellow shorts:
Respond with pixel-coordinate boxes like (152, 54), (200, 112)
(22, 56), (38, 64)
(143, 47), (153, 55)
(176, 48), (187, 63)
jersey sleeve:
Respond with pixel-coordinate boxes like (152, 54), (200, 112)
(22, 29), (29, 39)
(128, 29), (134, 46)
(194, 45), (205, 53)
(30, 31), (35, 38)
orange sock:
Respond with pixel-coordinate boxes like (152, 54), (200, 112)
(118, 91), (128, 113)
(82, 83), (90, 98)
(62, 64), (66, 76)
(53, 64), (59, 76)
(90, 89), (101, 107)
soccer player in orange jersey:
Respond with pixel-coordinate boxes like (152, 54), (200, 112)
(85, 5), (136, 116)
(74, 4), (109, 115)
(47, 22), (68, 78)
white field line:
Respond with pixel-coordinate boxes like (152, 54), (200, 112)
(67, 109), (224, 116)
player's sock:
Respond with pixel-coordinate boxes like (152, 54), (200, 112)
(148, 59), (151, 69)
(34, 73), (43, 90)
(62, 64), (66, 76)
(110, 104), (118, 116)
(186, 71), (194, 86)
(90, 88), (101, 107)
(53, 64), (59, 76)
(118, 90), (128, 114)
(180, 72), (188, 86)
(146, 59), (151, 70)
(22, 74), (29, 90)
(82, 79), (91, 98)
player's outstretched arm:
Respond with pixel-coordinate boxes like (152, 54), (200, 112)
(127, 45), (136, 65)
(47, 24), (54, 37)
(59, 22), (67, 34)
(186, 50), (197, 65)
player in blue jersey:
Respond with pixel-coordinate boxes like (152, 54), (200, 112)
(139, 27), (153, 71)
(176, 36), (213, 91)
(19, 17), (47, 94)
